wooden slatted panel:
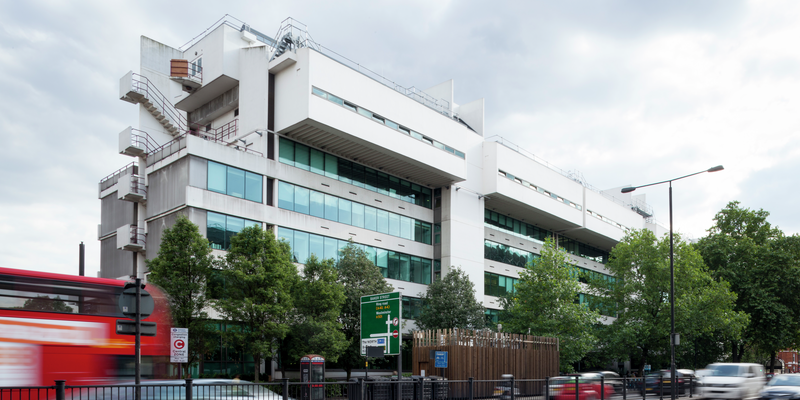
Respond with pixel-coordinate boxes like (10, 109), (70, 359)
(412, 329), (559, 386)
(170, 59), (189, 77)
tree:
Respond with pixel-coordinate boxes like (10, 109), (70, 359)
(499, 237), (601, 372)
(337, 242), (393, 380)
(215, 225), (298, 382)
(696, 201), (800, 367)
(594, 228), (747, 373)
(285, 255), (348, 363)
(416, 266), (485, 331)
(146, 215), (216, 374)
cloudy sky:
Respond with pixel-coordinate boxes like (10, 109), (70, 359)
(2, 1), (799, 277)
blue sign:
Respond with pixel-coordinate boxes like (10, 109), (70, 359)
(434, 351), (448, 368)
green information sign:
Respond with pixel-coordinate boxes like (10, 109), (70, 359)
(360, 291), (401, 356)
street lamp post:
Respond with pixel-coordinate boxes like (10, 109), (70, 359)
(621, 165), (723, 400)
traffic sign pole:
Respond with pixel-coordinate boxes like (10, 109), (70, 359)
(135, 278), (141, 400)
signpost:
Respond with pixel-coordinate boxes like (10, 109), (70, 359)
(171, 328), (189, 363)
(361, 292), (402, 384)
(360, 292), (401, 355)
(434, 351), (448, 368)
(117, 278), (156, 400)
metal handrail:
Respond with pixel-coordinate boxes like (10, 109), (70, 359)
(213, 119), (238, 142)
(99, 162), (137, 186)
(129, 225), (145, 246)
(129, 175), (147, 197)
(130, 128), (160, 154)
(130, 73), (196, 132)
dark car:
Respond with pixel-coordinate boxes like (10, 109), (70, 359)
(643, 370), (694, 395)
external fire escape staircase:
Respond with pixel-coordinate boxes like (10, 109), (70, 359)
(120, 71), (187, 136)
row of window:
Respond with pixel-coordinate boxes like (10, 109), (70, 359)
(277, 181), (432, 244)
(276, 227), (432, 285)
(498, 170), (582, 211)
(484, 209), (552, 243)
(312, 87), (466, 159)
(402, 296), (424, 320)
(577, 293), (617, 318)
(207, 212), (260, 250)
(208, 161), (262, 203)
(587, 208), (627, 231)
(484, 209), (609, 264)
(279, 138), (432, 208)
(484, 240), (614, 282)
(558, 237), (609, 265)
(485, 272), (518, 297)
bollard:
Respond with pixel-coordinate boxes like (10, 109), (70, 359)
(545, 377), (550, 400)
(642, 377), (646, 400)
(659, 376), (663, 400)
(357, 378), (364, 400)
(185, 378), (193, 400)
(623, 376), (627, 400)
(282, 378), (290, 400)
(575, 376), (580, 400)
(469, 377), (474, 400)
(689, 376), (693, 398)
(602, 375), (607, 400)
(55, 380), (66, 400)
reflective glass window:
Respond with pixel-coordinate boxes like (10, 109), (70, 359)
(400, 216), (413, 240)
(364, 206), (377, 231)
(377, 209), (389, 234)
(227, 167), (245, 198)
(351, 203), (365, 228)
(324, 237), (339, 261)
(224, 216), (244, 250)
(278, 181), (294, 210)
(294, 186), (310, 215)
(309, 234), (323, 259)
(324, 194), (338, 221)
(310, 148), (325, 175)
(244, 172), (262, 203)
(324, 154), (338, 179)
(295, 144), (310, 171)
(294, 231), (309, 264)
(207, 212), (226, 250)
(310, 191), (325, 218)
(338, 198), (352, 225)
(388, 213), (400, 237)
(208, 161), (227, 194)
(279, 138), (295, 165)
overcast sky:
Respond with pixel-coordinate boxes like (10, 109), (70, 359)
(2, 1), (799, 277)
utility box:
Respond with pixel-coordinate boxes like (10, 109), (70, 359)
(300, 354), (325, 400)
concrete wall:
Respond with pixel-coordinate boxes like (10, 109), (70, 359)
(100, 237), (134, 279)
(100, 192), (135, 237)
(146, 156), (189, 218)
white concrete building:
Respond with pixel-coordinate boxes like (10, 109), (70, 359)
(99, 17), (660, 337)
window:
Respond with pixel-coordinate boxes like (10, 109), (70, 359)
(277, 227), (433, 285)
(279, 137), (433, 209)
(207, 161), (262, 203)
(207, 212), (260, 250)
(484, 272), (518, 297)
(310, 87), (466, 159)
(402, 297), (424, 320)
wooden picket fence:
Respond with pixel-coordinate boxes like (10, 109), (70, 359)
(412, 329), (559, 381)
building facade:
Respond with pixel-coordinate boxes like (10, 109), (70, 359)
(99, 18), (661, 336)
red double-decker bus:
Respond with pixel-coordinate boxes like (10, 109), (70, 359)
(0, 267), (172, 385)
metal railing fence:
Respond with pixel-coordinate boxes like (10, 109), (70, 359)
(3, 376), (699, 400)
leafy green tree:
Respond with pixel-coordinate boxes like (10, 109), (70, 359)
(499, 237), (600, 372)
(285, 255), (348, 362)
(696, 201), (800, 368)
(594, 228), (747, 373)
(416, 266), (485, 331)
(336, 242), (392, 380)
(146, 215), (216, 373)
(215, 226), (298, 382)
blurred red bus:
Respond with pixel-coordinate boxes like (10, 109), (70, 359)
(0, 267), (172, 386)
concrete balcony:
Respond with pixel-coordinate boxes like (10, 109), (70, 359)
(117, 174), (146, 203)
(116, 224), (145, 252)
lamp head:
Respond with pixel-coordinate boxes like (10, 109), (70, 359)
(621, 187), (636, 193)
(708, 165), (724, 173)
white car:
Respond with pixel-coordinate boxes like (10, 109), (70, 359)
(702, 363), (765, 400)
